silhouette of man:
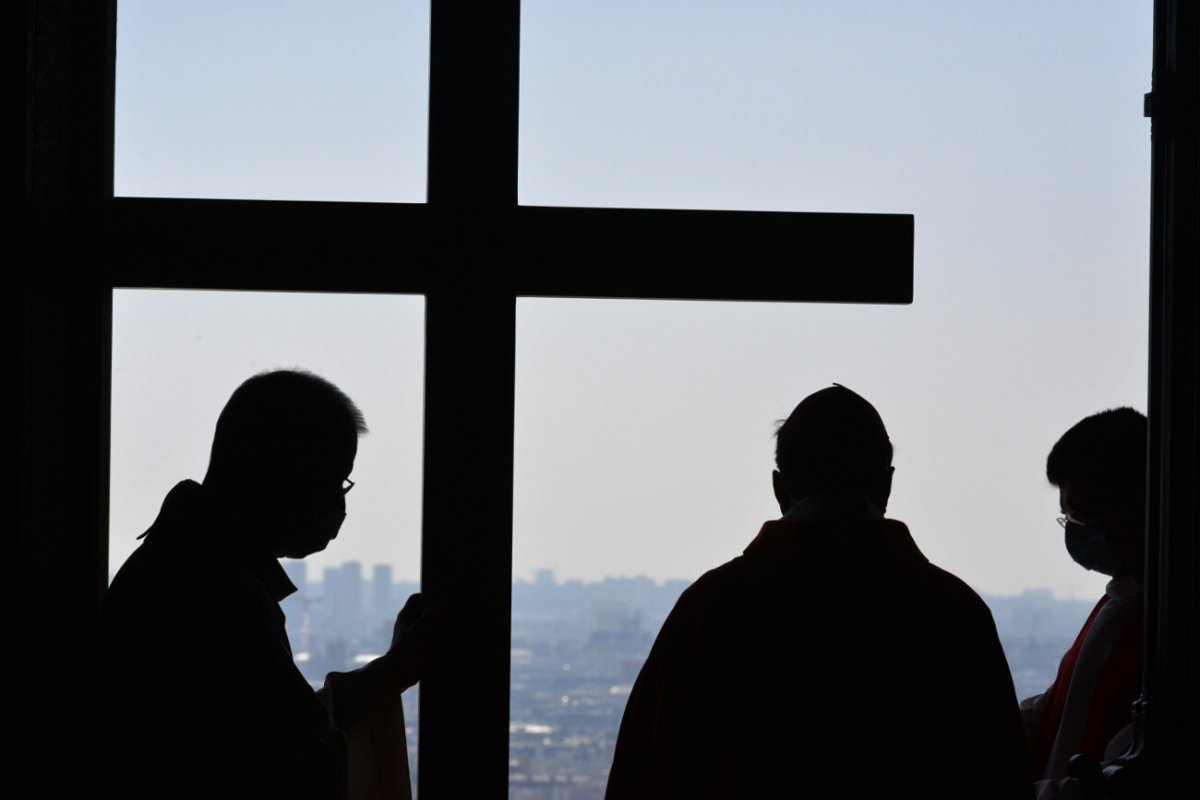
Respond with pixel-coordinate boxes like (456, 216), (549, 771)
(605, 385), (1031, 800)
(1022, 408), (1146, 798)
(97, 370), (424, 800)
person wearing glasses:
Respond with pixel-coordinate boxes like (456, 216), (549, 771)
(97, 369), (425, 800)
(1021, 408), (1147, 799)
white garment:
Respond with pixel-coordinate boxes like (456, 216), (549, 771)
(1022, 576), (1142, 799)
(781, 491), (883, 524)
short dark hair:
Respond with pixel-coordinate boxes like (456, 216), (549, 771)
(1046, 407), (1146, 496)
(775, 384), (893, 499)
(206, 369), (367, 484)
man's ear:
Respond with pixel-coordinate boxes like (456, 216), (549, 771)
(772, 470), (792, 516)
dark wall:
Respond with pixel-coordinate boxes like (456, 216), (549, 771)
(8, 2), (113, 795)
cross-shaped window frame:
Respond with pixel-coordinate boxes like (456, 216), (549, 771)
(21, 0), (1200, 795)
(104, 3), (912, 794)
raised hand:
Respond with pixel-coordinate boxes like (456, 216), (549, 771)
(383, 592), (429, 690)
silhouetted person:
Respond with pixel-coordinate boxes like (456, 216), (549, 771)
(605, 385), (1031, 800)
(97, 370), (424, 800)
(1021, 408), (1146, 798)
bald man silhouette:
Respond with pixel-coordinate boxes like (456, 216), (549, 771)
(606, 385), (1031, 800)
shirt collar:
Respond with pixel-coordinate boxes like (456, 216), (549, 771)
(242, 553), (298, 603)
(745, 516), (927, 568)
(1105, 575), (1143, 601)
(138, 479), (207, 540)
(781, 491), (884, 524)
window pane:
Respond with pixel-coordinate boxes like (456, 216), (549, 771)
(115, 0), (430, 202)
(517, 0), (1150, 788)
(512, 296), (1142, 795)
(109, 289), (425, 793)
(520, 0), (1149, 215)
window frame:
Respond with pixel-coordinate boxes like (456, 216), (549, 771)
(12, 0), (1195, 796)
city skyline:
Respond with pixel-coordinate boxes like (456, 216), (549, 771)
(275, 554), (1094, 689)
(258, 552), (1096, 799)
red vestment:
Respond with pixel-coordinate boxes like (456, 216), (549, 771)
(606, 519), (1032, 800)
(1028, 594), (1143, 780)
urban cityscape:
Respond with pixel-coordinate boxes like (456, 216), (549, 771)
(280, 561), (1096, 800)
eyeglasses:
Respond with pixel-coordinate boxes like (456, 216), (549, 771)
(342, 478), (356, 496)
(1057, 512), (1094, 528)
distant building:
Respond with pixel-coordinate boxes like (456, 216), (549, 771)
(587, 601), (648, 653)
(372, 563), (394, 627)
(324, 561), (363, 641)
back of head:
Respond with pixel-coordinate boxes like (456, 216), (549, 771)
(1046, 407), (1147, 500)
(205, 369), (367, 500)
(775, 384), (893, 504)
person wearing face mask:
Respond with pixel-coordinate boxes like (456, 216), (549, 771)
(1021, 407), (1147, 799)
(96, 370), (426, 800)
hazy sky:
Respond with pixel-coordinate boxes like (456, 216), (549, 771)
(112, 1), (1151, 600)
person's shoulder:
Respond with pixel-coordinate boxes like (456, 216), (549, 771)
(682, 551), (754, 596)
(642, 554), (756, 670)
(662, 552), (759, 629)
(105, 542), (190, 609)
(106, 540), (247, 619)
(910, 555), (997, 625)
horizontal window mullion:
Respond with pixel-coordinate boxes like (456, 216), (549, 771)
(110, 198), (433, 293)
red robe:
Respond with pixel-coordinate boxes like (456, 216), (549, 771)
(605, 519), (1032, 800)
(1027, 593), (1143, 780)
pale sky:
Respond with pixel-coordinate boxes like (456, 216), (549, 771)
(112, 1), (1151, 600)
